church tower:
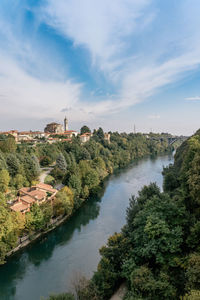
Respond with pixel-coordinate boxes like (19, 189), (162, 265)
(64, 117), (68, 131)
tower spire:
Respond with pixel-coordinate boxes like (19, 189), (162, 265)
(64, 116), (68, 131)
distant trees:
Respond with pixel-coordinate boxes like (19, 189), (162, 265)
(80, 125), (91, 135)
(0, 137), (17, 153)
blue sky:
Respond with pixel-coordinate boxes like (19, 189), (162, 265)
(0, 0), (200, 135)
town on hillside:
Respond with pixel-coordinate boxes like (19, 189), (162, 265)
(0, 117), (111, 144)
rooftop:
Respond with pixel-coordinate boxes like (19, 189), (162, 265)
(10, 202), (29, 212)
(28, 189), (46, 200)
(36, 183), (57, 193)
(21, 195), (35, 204)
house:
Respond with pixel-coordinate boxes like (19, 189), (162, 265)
(44, 122), (64, 134)
(104, 133), (111, 143)
(10, 199), (31, 214)
(63, 130), (78, 138)
(80, 132), (92, 143)
(10, 183), (58, 214)
(0, 130), (18, 142)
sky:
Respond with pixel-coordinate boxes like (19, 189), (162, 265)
(0, 0), (200, 135)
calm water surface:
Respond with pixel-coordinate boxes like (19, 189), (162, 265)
(0, 154), (173, 300)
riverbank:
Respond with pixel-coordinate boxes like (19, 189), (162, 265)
(6, 214), (70, 259)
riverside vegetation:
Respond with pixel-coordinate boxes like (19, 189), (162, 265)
(0, 128), (171, 266)
(45, 129), (200, 300)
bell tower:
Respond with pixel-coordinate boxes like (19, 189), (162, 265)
(64, 116), (68, 131)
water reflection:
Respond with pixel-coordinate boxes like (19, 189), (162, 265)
(0, 194), (102, 299)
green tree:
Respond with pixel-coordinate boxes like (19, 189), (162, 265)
(0, 151), (7, 170)
(44, 175), (55, 186)
(27, 203), (45, 231)
(13, 174), (26, 189)
(0, 137), (16, 153)
(54, 186), (74, 216)
(69, 174), (82, 199)
(6, 154), (21, 177)
(127, 266), (176, 300)
(83, 169), (100, 190)
(56, 153), (67, 171)
(186, 253), (200, 291)
(0, 193), (24, 264)
(80, 125), (91, 135)
(96, 128), (104, 139)
(0, 169), (10, 192)
(23, 154), (40, 183)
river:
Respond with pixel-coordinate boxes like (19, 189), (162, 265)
(0, 153), (173, 300)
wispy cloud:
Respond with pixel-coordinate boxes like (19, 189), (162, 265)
(41, 0), (153, 74)
(1, 0), (200, 132)
(40, 0), (200, 115)
(185, 96), (200, 101)
(0, 53), (82, 123)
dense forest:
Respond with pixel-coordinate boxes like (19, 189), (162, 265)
(0, 128), (171, 265)
(46, 130), (200, 300)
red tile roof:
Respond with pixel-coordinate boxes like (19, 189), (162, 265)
(28, 189), (46, 200)
(10, 202), (29, 212)
(36, 183), (57, 193)
(21, 195), (35, 204)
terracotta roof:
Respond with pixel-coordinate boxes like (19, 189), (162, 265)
(29, 189), (46, 200)
(20, 187), (30, 193)
(21, 195), (35, 204)
(80, 134), (89, 137)
(36, 183), (57, 193)
(10, 202), (29, 212)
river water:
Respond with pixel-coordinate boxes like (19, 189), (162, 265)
(0, 154), (173, 300)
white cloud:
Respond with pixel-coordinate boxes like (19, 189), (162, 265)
(40, 0), (200, 115)
(41, 0), (153, 74)
(1, 0), (200, 132)
(185, 96), (200, 101)
(0, 53), (82, 124)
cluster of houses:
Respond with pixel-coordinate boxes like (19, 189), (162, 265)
(10, 183), (58, 214)
(0, 118), (111, 144)
(0, 129), (79, 144)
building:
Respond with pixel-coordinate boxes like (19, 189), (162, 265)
(64, 117), (68, 131)
(0, 130), (18, 141)
(104, 133), (111, 143)
(10, 183), (58, 214)
(63, 130), (78, 137)
(80, 132), (92, 143)
(44, 122), (64, 134)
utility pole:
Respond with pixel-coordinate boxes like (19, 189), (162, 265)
(134, 124), (136, 134)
